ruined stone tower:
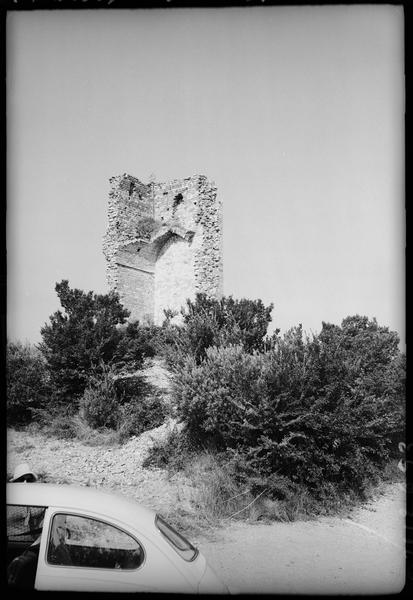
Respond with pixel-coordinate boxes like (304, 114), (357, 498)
(103, 173), (223, 324)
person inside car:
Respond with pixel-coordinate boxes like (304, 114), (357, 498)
(7, 524), (43, 589)
(48, 514), (73, 566)
(7, 463), (42, 588)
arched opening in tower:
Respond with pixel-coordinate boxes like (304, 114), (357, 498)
(154, 233), (195, 325)
(115, 241), (157, 323)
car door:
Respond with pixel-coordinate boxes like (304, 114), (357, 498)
(35, 508), (195, 593)
(7, 503), (47, 589)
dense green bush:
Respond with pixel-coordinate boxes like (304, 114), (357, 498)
(8, 281), (163, 437)
(6, 341), (51, 426)
(39, 280), (155, 405)
(172, 316), (405, 500)
(117, 392), (169, 440)
(78, 365), (168, 437)
(111, 321), (157, 375)
(30, 403), (79, 439)
(79, 368), (120, 429)
(114, 372), (169, 436)
(174, 345), (267, 449)
(143, 425), (196, 470)
(159, 293), (275, 369)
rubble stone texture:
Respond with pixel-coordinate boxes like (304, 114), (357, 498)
(103, 173), (223, 324)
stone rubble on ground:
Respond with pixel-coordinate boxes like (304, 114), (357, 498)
(7, 418), (194, 515)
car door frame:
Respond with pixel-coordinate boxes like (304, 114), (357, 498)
(34, 505), (196, 593)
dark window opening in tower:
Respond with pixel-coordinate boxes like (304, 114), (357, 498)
(173, 193), (184, 210)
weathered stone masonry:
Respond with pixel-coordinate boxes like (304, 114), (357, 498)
(103, 173), (223, 324)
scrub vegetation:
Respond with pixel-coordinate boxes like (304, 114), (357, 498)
(7, 280), (167, 443)
(145, 295), (406, 520)
(7, 281), (405, 522)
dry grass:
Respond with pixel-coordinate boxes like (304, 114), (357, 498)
(180, 452), (287, 526)
(69, 414), (124, 446)
(162, 450), (404, 528)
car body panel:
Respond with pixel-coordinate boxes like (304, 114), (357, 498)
(6, 483), (227, 594)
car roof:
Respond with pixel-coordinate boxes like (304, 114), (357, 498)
(7, 483), (157, 533)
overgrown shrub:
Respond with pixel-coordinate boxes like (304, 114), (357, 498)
(77, 365), (168, 439)
(174, 345), (267, 450)
(113, 371), (170, 439)
(79, 368), (120, 429)
(6, 341), (51, 426)
(116, 392), (169, 441)
(159, 293), (275, 369)
(39, 280), (155, 407)
(111, 321), (157, 375)
(26, 359), (168, 442)
(172, 317), (405, 501)
(30, 402), (78, 439)
(113, 372), (153, 404)
(142, 425), (195, 470)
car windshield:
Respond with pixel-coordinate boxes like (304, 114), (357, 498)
(155, 515), (198, 562)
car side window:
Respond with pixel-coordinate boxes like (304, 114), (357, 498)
(47, 513), (144, 570)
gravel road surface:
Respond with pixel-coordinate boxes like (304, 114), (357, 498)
(196, 482), (406, 595)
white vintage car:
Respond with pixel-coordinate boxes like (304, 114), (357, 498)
(6, 482), (228, 594)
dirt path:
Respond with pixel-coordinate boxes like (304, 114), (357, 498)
(196, 482), (406, 595)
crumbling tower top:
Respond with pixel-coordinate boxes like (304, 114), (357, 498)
(103, 173), (223, 324)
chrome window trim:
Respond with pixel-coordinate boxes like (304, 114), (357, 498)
(155, 514), (199, 562)
(45, 511), (146, 572)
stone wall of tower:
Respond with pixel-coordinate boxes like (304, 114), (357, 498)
(195, 176), (223, 298)
(103, 173), (223, 324)
(103, 174), (153, 291)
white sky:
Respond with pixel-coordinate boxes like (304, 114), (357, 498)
(6, 6), (405, 347)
